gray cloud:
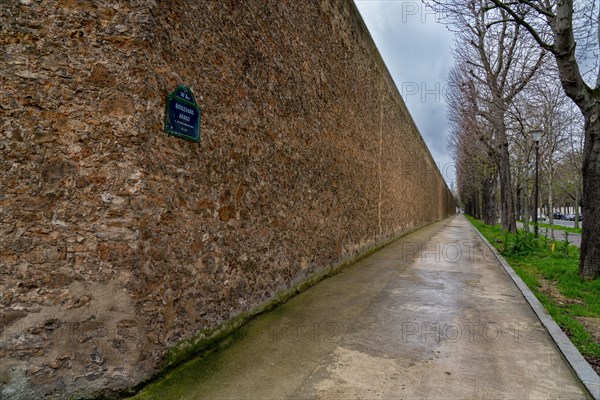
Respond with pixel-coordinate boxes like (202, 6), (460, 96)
(355, 0), (456, 187)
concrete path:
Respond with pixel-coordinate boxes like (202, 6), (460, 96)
(552, 219), (584, 229)
(516, 222), (582, 247)
(134, 215), (590, 399)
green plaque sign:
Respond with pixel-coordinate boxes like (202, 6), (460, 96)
(164, 85), (201, 142)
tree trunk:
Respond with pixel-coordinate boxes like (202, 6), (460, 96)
(580, 108), (600, 279)
(548, 177), (554, 241)
(523, 171), (530, 233)
(516, 184), (522, 222)
(574, 181), (580, 229)
(477, 189), (483, 220)
(482, 175), (497, 225)
(498, 138), (517, 232)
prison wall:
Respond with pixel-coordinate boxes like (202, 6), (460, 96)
(0, 0), (455, 397)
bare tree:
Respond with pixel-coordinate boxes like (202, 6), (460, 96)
(447, 66), (500, 223)
(514, 74), (572, 239)
(505, 99), (537, 231)
(558, 103), (585, 228)
(484, 0), (599, 278)
(437, 0), (546, 232)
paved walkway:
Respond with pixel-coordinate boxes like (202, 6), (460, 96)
(134, 215), (590, 399)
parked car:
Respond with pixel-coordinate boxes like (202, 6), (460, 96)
(553, 212), (564, 220)
(565, 214), (575, 221)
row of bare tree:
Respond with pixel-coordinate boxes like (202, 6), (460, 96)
(434, 0), (599, 279)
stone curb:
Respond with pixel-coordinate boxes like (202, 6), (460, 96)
(466, 218), (600, 400)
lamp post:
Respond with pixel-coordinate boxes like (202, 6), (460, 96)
(532, 129), (543, 237)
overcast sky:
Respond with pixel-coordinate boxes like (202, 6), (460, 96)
(354, 0), (456, 188)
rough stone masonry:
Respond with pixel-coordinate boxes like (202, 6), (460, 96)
(0, 0), (455, 398)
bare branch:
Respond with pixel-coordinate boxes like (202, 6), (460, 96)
(489, 0), (555, 51)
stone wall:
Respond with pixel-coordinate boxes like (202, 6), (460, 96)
(0, 0), (455, 398)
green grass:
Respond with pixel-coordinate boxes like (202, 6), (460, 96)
(467, 216), (600, 362)
(518, 220), (583, 234)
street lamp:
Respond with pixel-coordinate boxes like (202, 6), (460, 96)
(532, 129), (543, 237)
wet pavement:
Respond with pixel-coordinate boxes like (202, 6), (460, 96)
(133, 215), (590, 399)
